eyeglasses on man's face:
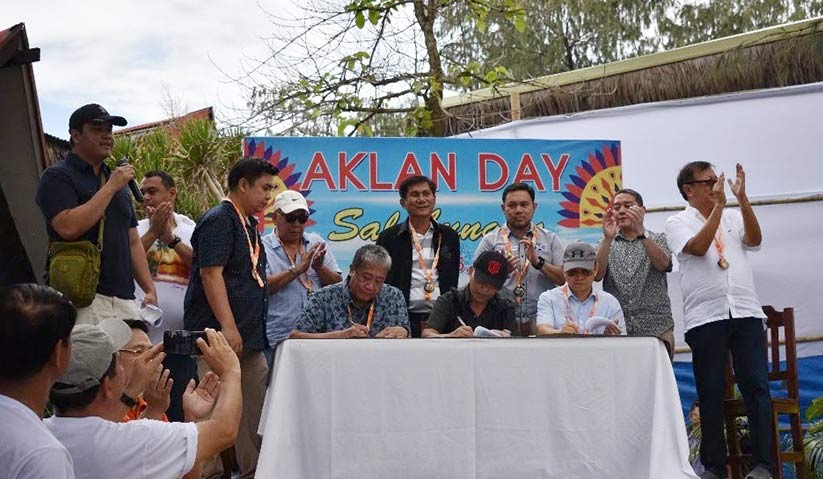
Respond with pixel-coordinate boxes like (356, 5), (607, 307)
(686, 178), (718, 188)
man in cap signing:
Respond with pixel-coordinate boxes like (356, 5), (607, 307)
(423, 250), (517, 337)
(536, 242), (625, 335)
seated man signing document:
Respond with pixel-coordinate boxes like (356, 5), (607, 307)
(536, 242), (626, 336)
(423, 250), (517, 338)
(291, 244), (410, 339)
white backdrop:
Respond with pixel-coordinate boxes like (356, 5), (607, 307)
(457, 83), (823, 357)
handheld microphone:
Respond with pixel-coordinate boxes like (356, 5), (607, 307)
(116, 157), (144, 203)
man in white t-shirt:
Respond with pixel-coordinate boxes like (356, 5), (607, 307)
(666, 161), (771, 479)
(46, 320), (242, 479)
(0, 284), (76, 479)
(136, 170), (197, 421)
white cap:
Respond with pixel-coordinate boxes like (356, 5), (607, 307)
(273, 190), (309, 214)
(52, 319), (132, 394)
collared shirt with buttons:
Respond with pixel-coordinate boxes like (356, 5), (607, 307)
(184, 201), (268, 351)
(473, 225), (564, 319)
(425, 285), (518, 335)
(600, 230), (674, 336)
(665, 205), (765, 332)
(36, 152), (139, 299)
(295, 280), (410, 337)
(262, 230), (341, 345)
(536, 286), (626, 333)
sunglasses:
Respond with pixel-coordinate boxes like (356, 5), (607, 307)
(686, 178), (718, 188)
(284, 211), (309, 224)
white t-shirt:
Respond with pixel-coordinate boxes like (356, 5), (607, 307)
(0, 394), (74, 479)
(136, 212), (196, 343)
(665, 205), (765, 332)
(44, 415), (198, 479)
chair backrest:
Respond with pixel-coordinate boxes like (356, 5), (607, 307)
(763, 306), (799, 400)
(725, 306), (799, 401)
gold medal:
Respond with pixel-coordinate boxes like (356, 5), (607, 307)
(424, 282), (435, 294)
(514, 285), (526, 298)
(718, 258), (729, 269)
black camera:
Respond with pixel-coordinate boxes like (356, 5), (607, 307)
(163, 330), (208, 355)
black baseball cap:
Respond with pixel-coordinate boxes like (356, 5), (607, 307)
(68, 104), (127, 131)
(472, 250), (509, 290)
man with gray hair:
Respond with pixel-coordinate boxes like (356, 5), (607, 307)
(291, 244), (410, 338)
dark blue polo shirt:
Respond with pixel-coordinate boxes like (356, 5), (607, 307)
(36, 153), (138, 299)
(183, 201), (268, 351)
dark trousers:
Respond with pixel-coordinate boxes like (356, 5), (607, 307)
(162, 353), (198, 422)
(685, 317), (772, 475)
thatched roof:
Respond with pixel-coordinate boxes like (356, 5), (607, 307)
(441, 17), (823, 136)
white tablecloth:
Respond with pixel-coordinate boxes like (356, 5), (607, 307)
(258, 337), (697, 479)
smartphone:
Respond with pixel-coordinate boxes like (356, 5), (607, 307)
(163, 330), (208, 355)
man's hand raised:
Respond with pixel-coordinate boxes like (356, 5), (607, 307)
(124, 343), (165, 399)
(197, 329), (241, 379)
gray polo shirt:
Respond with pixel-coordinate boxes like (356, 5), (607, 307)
(600, 230), (674, 336)
(473, 225), (564, 319)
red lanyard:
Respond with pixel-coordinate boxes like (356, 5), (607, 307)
(561, 284), (598, 326)
(225, 199), (264, 288)
(410, 225), (441, 301)
(347, 302), (376, 331)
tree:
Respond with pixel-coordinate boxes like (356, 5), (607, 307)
(112, 118), (243, 220)
(239, 0), (823, 137)
(240, 0), (525, 137)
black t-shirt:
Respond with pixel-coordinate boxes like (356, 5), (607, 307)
(36, 153), (138, 299)
(426, 285), (518, 335)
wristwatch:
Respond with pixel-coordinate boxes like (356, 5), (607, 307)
(120, 392), (138, 408)
(636, 231), (648, 241)
(167, 235), (182, 249)
(532, 256), (546, 270)
(288, 265), (298, 277)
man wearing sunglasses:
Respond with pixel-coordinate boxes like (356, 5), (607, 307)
(262, 190), (342, 362)
(666, 161), (770, 479)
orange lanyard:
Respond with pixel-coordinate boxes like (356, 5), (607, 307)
(410, 225), (441, 301)
(498, 226), (535, 302)
(347, 302), (376, 331)
(697, 211), (728, 268)
(225, 199), (264, 288)
(561, 284), (598, 326)
(279, 232), (313, 295)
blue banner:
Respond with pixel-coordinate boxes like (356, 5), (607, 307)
(244, 137), (622, 275)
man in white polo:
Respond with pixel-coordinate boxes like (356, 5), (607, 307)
(666, 161), (771, 479)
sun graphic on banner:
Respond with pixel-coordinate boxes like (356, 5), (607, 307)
(558, 143), (622, 228)
(244, 139), (315, 232)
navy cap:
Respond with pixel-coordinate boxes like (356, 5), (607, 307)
(69, 104), (127, 131)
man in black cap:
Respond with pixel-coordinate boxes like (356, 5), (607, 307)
(36, 104), (157, 325)
(422, 250), (517, 337)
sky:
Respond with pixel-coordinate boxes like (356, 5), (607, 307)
(4, 0), (284, 138)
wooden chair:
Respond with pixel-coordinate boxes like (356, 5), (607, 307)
(723, 306), (805, 479)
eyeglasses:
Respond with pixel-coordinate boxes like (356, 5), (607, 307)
(686, 178), (718, 188)
(284, 212), (309, 224)
(119, 348), (148, 356)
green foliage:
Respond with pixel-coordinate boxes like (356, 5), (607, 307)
(242, 0), (823, 137)
(111, 119), (242, 220)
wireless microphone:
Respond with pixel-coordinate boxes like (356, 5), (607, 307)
(116, 157), (144, 203)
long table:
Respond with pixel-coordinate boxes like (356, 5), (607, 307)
(258, 337), (698, 479)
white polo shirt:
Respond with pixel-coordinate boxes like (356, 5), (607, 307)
(0, 394), (74, 479)
(45, 415), (198, 479)
(665, 205), (765, 332)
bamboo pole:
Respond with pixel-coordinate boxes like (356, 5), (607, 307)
(646, 194), (823, 214)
